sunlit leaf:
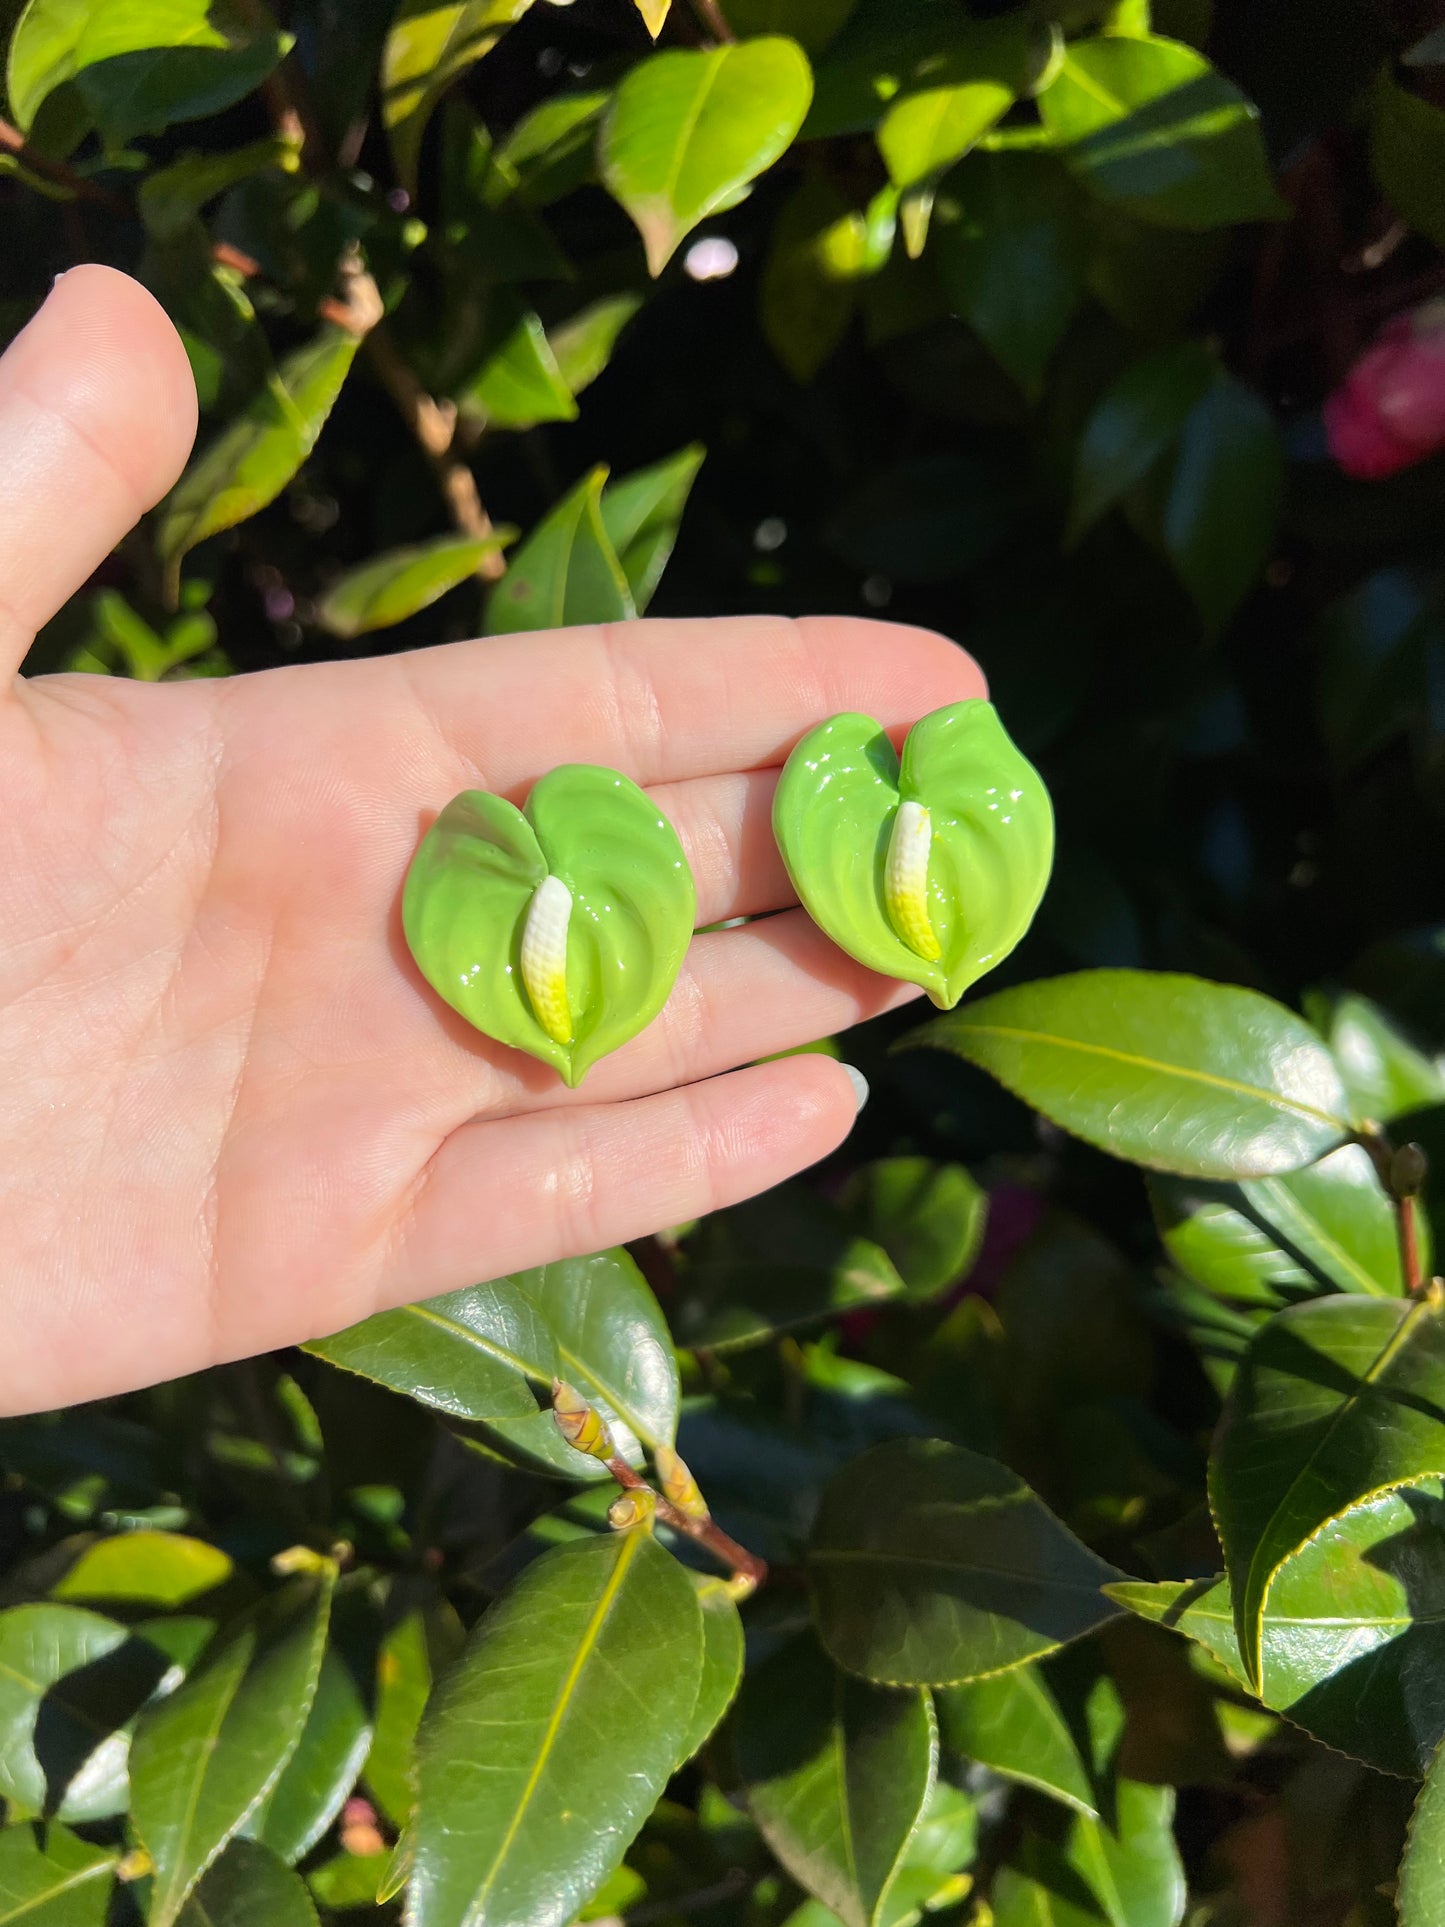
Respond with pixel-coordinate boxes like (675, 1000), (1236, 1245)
(382, 0), (535, 190)
(316, 533), (514, 640)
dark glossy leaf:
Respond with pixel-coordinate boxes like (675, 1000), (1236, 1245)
(382, 0), (534, 189)
(315, 533), (513, 640)
(600, 39), (814, 275)
(679, 1576), (744, 1766)
(1039, 34), (1284, 229)
(156, 328), (359, 595)
(176, 1839), (319, 1927)
(0, 1604), (175, 1822)
(50, 1531), (234, 1612)
(130, 1564), (335, 1927)
(7, 0), (287, 146)
(308, 1250), (679, 1478)
(935, 1664), (1097, 1816)
(1112, 1479), (1445, 1775)
(1068, 343), (1215, 543)
(1317, 569), (1443, 777)
(246, 1649), (371, 1865)
(760, 173), (871, 383)
(873, 1781), (977, 1927)
(1150, 1142), (1410, 1308)
(995, 1781), (1184, 1927)
(1156, 368), (1282, 633)
(484, 467), (634, 635)
(1401, 1730), (1445, 1925)
(1210, 1292), (1445, 1687)
(726, 0), (858, 54)
(840, 1157), (987, 1303)
(599, 445), (706, 613)
(0, 1822), (115, 1926)
(410, 1531), (703, 1927)
(363, 1588), (465, 1828)
(673, 1184), (905, 1350)
(737, 1634), (937, 1927)
(809, 1439), (1124, 1686)
(455, 290), (578, 430)
(934, 151), (1086, 399)
(139, 136), (298, 242)
(911, 970), (1350, 1179)
(1371, 75), (1445, 252)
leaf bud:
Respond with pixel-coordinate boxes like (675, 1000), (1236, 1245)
(655, 1444), (710, 1521)
(1391, 1141), (1429, 1198)
(607, 1488), (659, 1532)
(552, 1379), (615, 1461)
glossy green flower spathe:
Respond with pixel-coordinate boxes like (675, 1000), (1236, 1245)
(403, 765), (695, 1086)
(772, 700), (1053, 1009)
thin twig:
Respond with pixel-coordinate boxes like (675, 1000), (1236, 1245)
(606, 1455), (767, 1592)
(0, 116), (128, 213)
(688, 0), (737, 40)
(1358, 1127), (1429, 1295)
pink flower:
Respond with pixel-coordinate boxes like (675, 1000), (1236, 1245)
(1325, 299), (1445, 479)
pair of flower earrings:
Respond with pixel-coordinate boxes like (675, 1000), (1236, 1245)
(403, 700), (1054, 1088)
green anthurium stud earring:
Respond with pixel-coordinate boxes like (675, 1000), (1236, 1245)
(772, 699), (1053, 1010)
(403, 765), (696, 1086)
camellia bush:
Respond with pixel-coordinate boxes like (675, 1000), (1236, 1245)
(7, 0), (1445, 1923)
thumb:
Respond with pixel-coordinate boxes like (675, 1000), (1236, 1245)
(0, 263), (197, 687)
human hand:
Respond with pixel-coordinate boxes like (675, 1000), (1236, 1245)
(0, 266), (984, 1414)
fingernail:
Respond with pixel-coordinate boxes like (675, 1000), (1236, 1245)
(841, 1063), (869, 1112)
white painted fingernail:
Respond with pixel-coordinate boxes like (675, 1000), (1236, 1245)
(841, 1063), (869, 1111)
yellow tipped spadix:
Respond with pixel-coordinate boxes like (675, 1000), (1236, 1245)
(885, 800), (941, 961)
(521, 874), (574, 1044)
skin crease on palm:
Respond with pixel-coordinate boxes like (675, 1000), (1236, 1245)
(0, 264), (986, 1416)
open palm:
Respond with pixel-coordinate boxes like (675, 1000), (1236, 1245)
(0, 268), (983, 1413)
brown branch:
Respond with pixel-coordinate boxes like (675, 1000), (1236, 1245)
(688, 0), (737, 40)
(606, 1454), (767, 1594)
(0, 116), (128, 213)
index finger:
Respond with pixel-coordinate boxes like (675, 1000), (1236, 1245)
(352, 612), (987, 792)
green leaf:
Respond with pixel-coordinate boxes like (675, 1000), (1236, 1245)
(176, 1840), (319, 1927)
(315, 533), (514, 641)
(599, 39), (814, 276)
(1038, 34), (1284, 229)
(455, 289), (579, 431)
(0, 1603), (174, 1822)
(401, 768), (696, 1086)
(51, 1531), (234, 1611)
(736, 1633), (937, 1927)
(1316, 569), (1443, 777)
(496, 89), (610, 206)
(935, 1664), (1098, 1816)
(1306, 989), (1445, 1125)
(874, 1781), (977, 1927)
(130, 1565), (335, 1927)
(1155, 367), (1282, 633)
(1150, 1141), (1412, 1307)
(995, 1785), (1184, 1927)
(875, 19), (1056, 191)
(246, 1649), (371, 1865)
(308, 1250), (680, 1478)
(808, 1438), (1124, 1687)
(911, 970), (1351, 1179)
(934, 151), (1086, 400)
(1371, 75), (1445, 252)
(410, 1532), (703, 1927)
(156, 327), (360, 597)
(0, 1822), (116, 1926)
(773, 701), (1054, 1011)
(1401, 1731), (1445, 1925)
(725, 0), (858, 55)
(672, 1182), (906, 1350)
(382, 0), (535, 190)
(599, 445), (706, 614)
(139, 135), (299, 241)
(484, 467), (635, 635)
(1111, 1481), (1445, 1775)
(679, 1576), (744, 1766)
(7, 0), (288, 147)
(840, 1157), (987, 1303)
(760, 173), (888, 384)
(1067, 342), (1215, 543)
(548, 293), (645, 400)
(1209, 1291), (1445, 1689)
(362, 1589), (464, 1828)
